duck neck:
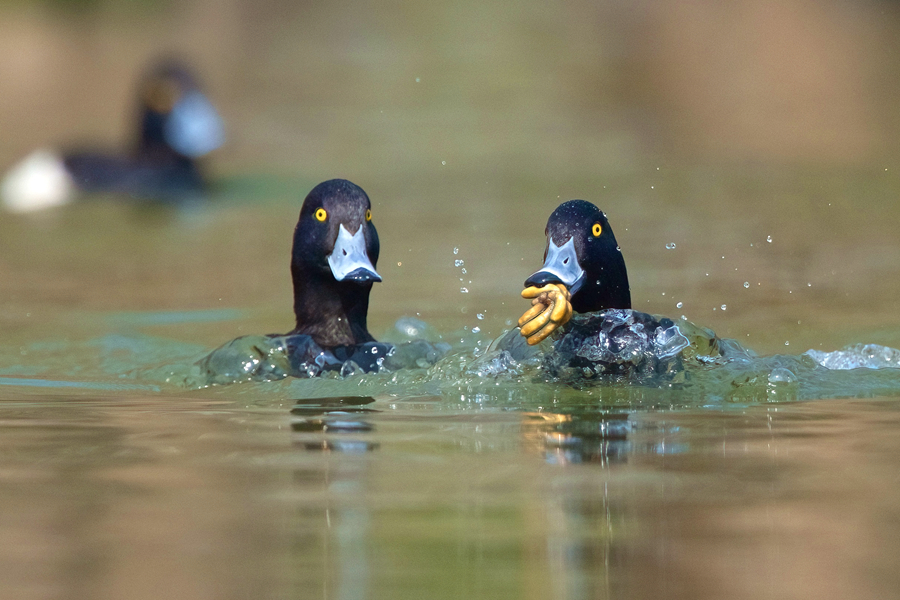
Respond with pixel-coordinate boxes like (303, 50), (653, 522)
(572, 259), (632, 313)
(137, 110), (193, 165)
(572, 285), (631, 313)
(290, 268), (375, 348)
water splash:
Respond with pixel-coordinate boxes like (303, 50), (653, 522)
(806, 344), (900, 370)
(19, 314), (900, 410)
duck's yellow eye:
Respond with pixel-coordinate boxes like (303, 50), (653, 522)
(366, 209), (372, 221)
(315, 208), (327, 222)
(592, 223), (602, 237)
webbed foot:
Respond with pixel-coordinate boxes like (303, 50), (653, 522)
(518, 283), (573, 345)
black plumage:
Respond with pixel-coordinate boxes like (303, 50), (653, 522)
(524, 200), (707, 385)
(197, 179), (395, 383)
(524, 200), (631, 312)
(63, 60), (222, 200)
(2, 59), (223, 212)
(289, 179), (381, 349)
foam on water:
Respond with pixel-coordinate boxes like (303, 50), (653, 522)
(806, 344), (900, 370)
(5, 312), (900, 408)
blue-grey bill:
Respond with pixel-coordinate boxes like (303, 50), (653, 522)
(327, 224), (382, 283)
(164, 91), (226, 158)
(525, 236), (585, 294)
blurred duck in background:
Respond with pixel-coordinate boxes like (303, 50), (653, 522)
(1, 59), (224, 213)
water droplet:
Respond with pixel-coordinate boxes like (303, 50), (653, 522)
(460, 287), (469, 293)
(721, 304), (727, 311)
(807, 282), (811, 287)
(476, 313), (484, 320)
(743, 281), (750, 288)
(415, 77), (421, 83)
(454, 259), (464, 267)
(661, 292), (666, 296)
(768, 368), (797, 384)
(666, 243), (676, 250)
(784, 341), (790, 346)
(616, 245), (621, 251)
(676, 302), (683, 308)
(441, 161), (446, 166)
(461, 268), (467, 274)
(453, 247), (459, 255)
(767, 236), (773, 243)
(471, 326), (481, 333)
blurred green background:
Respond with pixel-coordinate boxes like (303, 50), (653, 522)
(2, 0), (900, 356)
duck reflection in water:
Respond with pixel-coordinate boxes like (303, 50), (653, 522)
(521, 410), (631, 465)
(287, 396), (377, 600)
(521, 407), (691, 465)
(290, 396), (379, 453)
(1, 58), (224, 212)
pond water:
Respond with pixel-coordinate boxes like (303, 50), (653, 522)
(3, 1), (900, 599)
